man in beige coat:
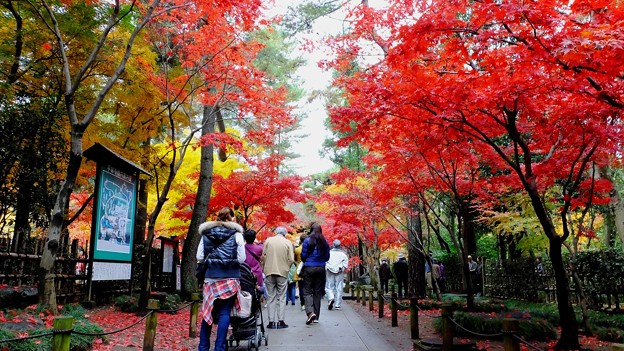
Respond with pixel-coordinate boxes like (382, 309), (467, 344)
(262, 226), (294, 329)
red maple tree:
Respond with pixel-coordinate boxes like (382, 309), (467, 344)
(324, 0), (623, 348)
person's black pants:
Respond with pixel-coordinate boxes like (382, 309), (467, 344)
(397, 278), (408, 298)
(380, 279), (389, 294)
(302, 266), (326, 319)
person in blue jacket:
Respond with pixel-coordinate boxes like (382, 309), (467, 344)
(300, 222), (330, 325)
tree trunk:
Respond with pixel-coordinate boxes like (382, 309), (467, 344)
(134, 178), (148, 246)
(181, 105), (217, 297)
(549, 238), (580, 349)
(457, 205), (475, 309)
(12, 180), (32, 253)
(39, 135), (84, 314)
(407, 201), (425, 298)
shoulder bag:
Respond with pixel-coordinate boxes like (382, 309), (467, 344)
(231, 290), (253, 318)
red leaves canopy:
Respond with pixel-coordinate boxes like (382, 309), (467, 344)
(326, 0), (623, 224)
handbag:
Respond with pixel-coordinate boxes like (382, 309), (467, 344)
(231, 290), (253, 318)
(296, 262), (304, 276)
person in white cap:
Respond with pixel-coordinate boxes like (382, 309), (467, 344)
(262, 226), (294, 329)
(325, 239), (349, 310)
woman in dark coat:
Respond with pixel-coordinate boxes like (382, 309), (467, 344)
(300, 222), (330, 325)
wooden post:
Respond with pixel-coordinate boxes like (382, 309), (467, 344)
(52, 316), (74, 351)
(391, 292), (398, 327)
(143, 299), (159, 351)
(441, 303), (453, 351)
(503, 318), (520, 351)
(410, 296), (419, 340)
(189, 293), (201, 338)
(356, 287), (361, 303)
(368, 287), (374, 311)
(362, 287), (367, 306)
(378, 290), (384, 318)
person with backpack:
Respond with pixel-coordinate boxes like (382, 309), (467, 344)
(243, 229), (264, 295)
(196, 207), (246, 351)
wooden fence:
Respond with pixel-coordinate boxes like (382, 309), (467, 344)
(0, 233), (175, 306)
(483, 259), (624, 311)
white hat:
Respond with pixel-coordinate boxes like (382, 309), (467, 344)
(275, 226), (287, 236)
(398, 253), (405, 259)
(333, 239), (341, 248)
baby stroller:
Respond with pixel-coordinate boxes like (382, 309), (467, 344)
(228, 262), (268, 350)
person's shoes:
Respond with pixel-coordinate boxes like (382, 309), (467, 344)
(301, 305), (305, 311)
(334, 306), (341, 310)
(291, 302), (295, 305)
(306, 313), (316, 325)
(277, 320), (288, 329)
(328, 299), (334, 310)
(267, 322), (277, 329)
(313, 320), (319, 323)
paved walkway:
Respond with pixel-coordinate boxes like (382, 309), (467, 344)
(248, 296), (397, 351)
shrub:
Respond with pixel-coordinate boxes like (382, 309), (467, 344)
(0, 327), (49, 351)
(71, 320), (105, 351)
(113, 294), (139, 313)
(433, 311), (557, 341)
(59, 304), (88, 320)
(594, 326), (624, 343)
(161, 293), (181, 312)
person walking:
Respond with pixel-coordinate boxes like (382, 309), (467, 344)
(286, 256), (297, 306)
(432, 258), (442, 293)
(301, 222), (330, 325)
(261, 226), (294, 329)
(393, 253), (408, 299)
(294, 233), (308, 311)
(379, 258), (391, 294)
(243, 229), (264, 295)
(196, 207), (246, 351)
(325, 239), (349, 310)
(467, 255), (478, 294)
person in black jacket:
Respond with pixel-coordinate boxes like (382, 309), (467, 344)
(379, 258), (391, 294)
(393, 254), (409, 299)
(196, 207), (246, 351)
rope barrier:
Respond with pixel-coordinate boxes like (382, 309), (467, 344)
(512, 334), (545, 351)
(73, 310), (154, 337)
(156, 301), (194, 313)
(446, 315), (504, 338)
(390, 297), (441, 319)
(0, 331), (54, 344)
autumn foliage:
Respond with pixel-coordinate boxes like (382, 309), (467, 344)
(322, 0), (623, 348)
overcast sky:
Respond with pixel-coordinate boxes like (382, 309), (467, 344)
(268, 1), (339, 176)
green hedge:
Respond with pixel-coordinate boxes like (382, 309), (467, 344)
(432, 311), (557, 341)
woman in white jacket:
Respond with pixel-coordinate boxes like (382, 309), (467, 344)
(325, 239), (349, 310)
